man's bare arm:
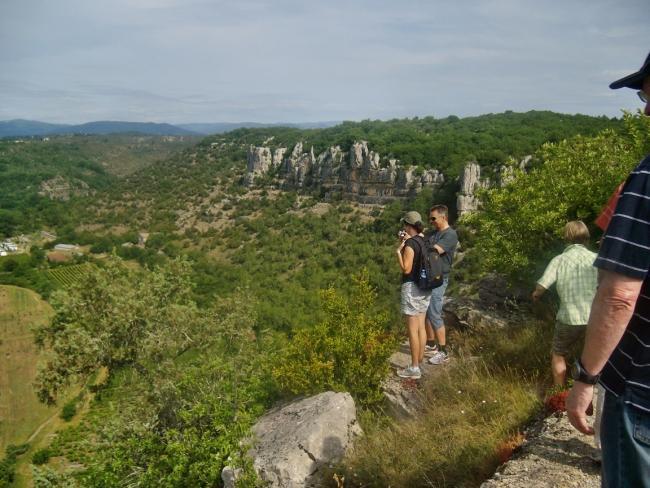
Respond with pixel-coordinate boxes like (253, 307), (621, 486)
(566, 268), (643, 435)
(581, 269), (643, 375)
(433, 243), (445, 255)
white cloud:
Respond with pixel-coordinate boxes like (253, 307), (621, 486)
(0, 0), (648, 122)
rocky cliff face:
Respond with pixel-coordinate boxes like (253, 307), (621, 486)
(457, 162), (489, 216)
(456, 156), (532, 217)
(245, 141), (444, 204)
(39, 175), (90, 201)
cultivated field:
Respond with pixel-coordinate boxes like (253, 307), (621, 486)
(0, 285), (54, 453)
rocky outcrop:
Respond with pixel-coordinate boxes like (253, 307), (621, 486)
(246, 391), (362, 487)
(457, 156), (532, 216)
(457, 162), (489, 216)
(245, 141), (444, 203)
(38, 176), (90, 201)
(244, 146), (273, 186)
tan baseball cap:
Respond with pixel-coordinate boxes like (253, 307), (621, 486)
(400, 211), (422, 226)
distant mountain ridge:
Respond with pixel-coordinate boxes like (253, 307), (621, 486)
(0, 119), (341, 138)
(0, 119), (198, 138)
(177, 121), (341, 134)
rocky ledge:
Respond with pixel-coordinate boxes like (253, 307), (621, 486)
(481, 413), (600, 487)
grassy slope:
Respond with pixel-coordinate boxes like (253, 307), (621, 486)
(0, 285), (54, 452)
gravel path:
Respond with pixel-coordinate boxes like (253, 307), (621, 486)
(481, 413), (601, 487)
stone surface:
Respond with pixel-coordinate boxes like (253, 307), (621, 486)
(476, 274), (530, 309)
(481, 413), (600, 487)
(244, 140), (444, 203)
(38, 175), (90, 201)
(457, 162), (489, 216)
(248, 391), (362, 487)
(221, 466), (241, 488)
(383, 342), (452, 419)
(244, 146), (273, 186)
(381, 373), (422, 419)
(457, 156), (532, 216)
(443, 297), (508, 331)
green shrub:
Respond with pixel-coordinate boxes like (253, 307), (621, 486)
(465, 113), (650, 279)
(272, 271), (397, 406)
(31, 448), (52, 465)
(60, 400), (77, 421)
(0, 444), (29, 485)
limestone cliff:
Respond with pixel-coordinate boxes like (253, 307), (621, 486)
(456, 156), (532, 217)
(245, 140), (444, 204)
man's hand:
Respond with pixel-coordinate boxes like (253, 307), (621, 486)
(566, 382), (595, 435)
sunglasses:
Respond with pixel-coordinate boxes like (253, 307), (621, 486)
(638, 91), (649, 104)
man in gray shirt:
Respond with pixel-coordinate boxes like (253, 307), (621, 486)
(425, 204), (459, 365)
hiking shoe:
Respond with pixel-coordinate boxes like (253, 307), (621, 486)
(428, 351), (450, 365)
(424, 344), (439, 357)
(397, 365), (422, 379)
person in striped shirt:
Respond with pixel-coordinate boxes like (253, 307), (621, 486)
(566, 50), (650, 487)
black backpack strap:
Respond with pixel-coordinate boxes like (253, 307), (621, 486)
(411, 235), (426, 270)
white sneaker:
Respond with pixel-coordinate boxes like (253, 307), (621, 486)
(428, 351), (450, 365)
(397, 365), (422, 379)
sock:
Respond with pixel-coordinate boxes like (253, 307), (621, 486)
(426, 340), (436, 347)
(439, 345), (447, 354)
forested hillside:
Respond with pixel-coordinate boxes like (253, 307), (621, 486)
(1, 110), (643, 487)
(218, 111), (620, 176)
(0, 135), (198, 237)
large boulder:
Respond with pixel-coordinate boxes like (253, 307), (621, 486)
(248, 391), (362, 487)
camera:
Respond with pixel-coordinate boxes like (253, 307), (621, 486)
(398, 230), (407, 239)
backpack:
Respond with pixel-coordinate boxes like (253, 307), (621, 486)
(412, 235), (444, 290)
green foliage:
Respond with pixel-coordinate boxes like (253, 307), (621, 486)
(0, 254), (55, 298)
(31, 448), (53, 465)
(218, 111), (620, 177)
(34, 256), (206, 404)
(60, 400), (77, 421)
(0, 135), (196, 236)
(273, 272), (397, 406)
(31, 465), (79, 487)
(464, 113), (650, 279)
(37, 258), (274, 486)
(0, 443), (29, 486)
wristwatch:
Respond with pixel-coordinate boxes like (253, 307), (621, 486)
(571, 359), (600, 385)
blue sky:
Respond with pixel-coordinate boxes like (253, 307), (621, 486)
(1, 0), (648, 123)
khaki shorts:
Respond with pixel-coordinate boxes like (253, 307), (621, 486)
(401, 281), (432, 316)
(552, 321), (586, 357)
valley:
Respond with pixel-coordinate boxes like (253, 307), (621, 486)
(0, 111), (647, 487)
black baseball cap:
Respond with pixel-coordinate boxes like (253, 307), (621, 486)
(609, 51), (650, 90)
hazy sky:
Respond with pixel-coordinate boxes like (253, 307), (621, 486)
(1, 0), (649, 124)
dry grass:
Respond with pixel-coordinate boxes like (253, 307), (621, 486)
(0, 285), (55, 453)
(342, 319), (554, 487)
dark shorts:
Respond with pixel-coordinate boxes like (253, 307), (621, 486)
(551, 322), (586, 357)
